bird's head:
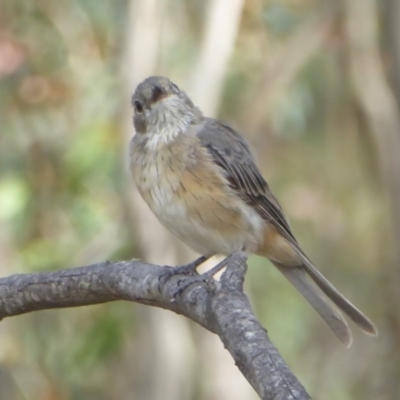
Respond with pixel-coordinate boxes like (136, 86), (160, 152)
(131, 76), (201, 137)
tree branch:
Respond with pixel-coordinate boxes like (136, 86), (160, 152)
(0, 252), (310, 400)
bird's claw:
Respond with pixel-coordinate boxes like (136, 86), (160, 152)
(172, 274), (209, 300)
(171, 253), (237, 299)
(157, 255), (209, 292)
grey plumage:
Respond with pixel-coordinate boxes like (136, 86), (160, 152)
(130, 76), (378, 346)
(196, 118), (377, 346)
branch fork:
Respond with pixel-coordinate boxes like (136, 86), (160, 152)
(0, 252), (310, 400)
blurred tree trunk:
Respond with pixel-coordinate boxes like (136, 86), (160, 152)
(188, 1), (259, 399)
(344, 0), (400, 398)
(383, 0), (400, 106)
(119, 1), (196, 400)
(190, 0), (244, 116)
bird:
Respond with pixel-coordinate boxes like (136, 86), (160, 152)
(129, 75), (378, 346)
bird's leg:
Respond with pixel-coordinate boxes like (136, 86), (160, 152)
(158, 255), (211, 290)
(172, 252), (237, 299)
(175, 255), (210, 275)
(199, 253), (236, 281)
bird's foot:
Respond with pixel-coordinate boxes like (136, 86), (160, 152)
(173, 253), (236, 299)
(158, 255), (209, 291)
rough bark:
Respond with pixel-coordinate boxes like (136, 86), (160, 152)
(0, 253), (310, 400)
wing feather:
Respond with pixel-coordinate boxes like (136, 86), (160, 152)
(197, 119), (297, 244)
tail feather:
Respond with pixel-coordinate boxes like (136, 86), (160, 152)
(274, 263), (353, 347)
(299, 257), (378, 336)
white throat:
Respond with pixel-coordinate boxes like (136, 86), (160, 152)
(144, 96), (194, 151)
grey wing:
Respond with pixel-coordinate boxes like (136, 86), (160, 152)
(196, 120), (379, 342)
(197, 118), (297, 244)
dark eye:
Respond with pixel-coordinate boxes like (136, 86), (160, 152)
(134, 101), (143, 113)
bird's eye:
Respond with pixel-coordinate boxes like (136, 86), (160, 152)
(134, 101), (143, 113)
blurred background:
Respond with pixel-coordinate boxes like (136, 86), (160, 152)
(0, 0), (399, 399)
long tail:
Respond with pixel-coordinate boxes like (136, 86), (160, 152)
(273, 259), (378, 347)
(273, 262), (352, 346)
